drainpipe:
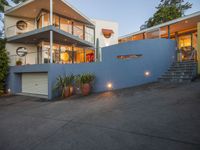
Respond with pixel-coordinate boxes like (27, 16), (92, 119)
(50, 0), (53, 63)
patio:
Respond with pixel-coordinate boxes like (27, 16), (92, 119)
(0, 81), (200, 150)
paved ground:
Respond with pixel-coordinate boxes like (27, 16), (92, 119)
(0, 81), (200, 150)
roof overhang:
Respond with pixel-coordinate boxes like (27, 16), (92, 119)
(119, 11), (200, 39)
(5, 0), (94, 26)
(7, 26), (94, 48)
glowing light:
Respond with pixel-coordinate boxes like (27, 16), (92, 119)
(144, 71), (151, 77)
(107, 82), (113, 89)
(8, 89), (11, 93)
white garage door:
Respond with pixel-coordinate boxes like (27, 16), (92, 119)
(22, 73), (48, 95)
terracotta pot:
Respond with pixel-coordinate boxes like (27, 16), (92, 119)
(64, 86), (73, 98)
(81, 83), (91, 96)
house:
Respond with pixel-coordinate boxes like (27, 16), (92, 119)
(4, 0), (118, 98)
(5, 0), (200, 100)
(119, 11), (200, 73)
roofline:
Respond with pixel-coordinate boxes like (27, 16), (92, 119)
(119, 11), (200, 39)
(4, 0), (95, 26)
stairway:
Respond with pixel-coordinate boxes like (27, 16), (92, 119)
(159, 61), (198, 83)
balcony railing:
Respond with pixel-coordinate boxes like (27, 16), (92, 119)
(6, 20), (36, 38)
(6, 18), (95, 44)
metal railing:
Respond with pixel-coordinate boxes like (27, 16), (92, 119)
(6, 20), (36, 38)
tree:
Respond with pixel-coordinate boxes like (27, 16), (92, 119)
(146, 0), (192, 27)
(0, 38), (9, 95)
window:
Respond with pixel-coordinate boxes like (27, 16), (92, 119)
(85, 27), (94, 44)
(117, 54), (143, 60)
(73, 22), (84, 39)
(60, 18), (72, 34)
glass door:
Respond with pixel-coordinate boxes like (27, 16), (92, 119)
(178, 34), (193, 61)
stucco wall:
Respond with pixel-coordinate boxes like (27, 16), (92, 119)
(4, 15), (35, 38)
(8, 39), (176, 100)
(6, 43), (37, 66)
(197, 22), (200, 74)
(93, 19), (118, 48)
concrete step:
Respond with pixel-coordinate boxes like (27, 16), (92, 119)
(159, 61), (197, 83)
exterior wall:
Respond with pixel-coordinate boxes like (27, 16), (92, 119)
(4, 15), (35, 38)
(93, 19), (118, 48)
(6, 43), (37, 66)
(8, 39), (176, 99)
(197, 23), (200, 74)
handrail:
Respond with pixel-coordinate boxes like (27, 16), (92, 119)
(189, 49), (197, 60)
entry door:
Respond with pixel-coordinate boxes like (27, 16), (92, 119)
(22, 73), (48, 95)
(178, 34), (193, 61)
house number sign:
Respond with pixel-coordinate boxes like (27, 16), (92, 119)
(16, 47), (28, 57)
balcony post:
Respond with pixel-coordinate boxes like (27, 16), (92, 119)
(50, 0), (53, 63)
(168, 25), (170, 39)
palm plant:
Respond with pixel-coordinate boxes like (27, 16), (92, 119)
(54, 75), (66, 97)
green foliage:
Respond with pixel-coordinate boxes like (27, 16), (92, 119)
(0, 38), (9, 95)
(78, 73), (95, 85)
(16, 59), (22, 66)
(54, 74), (74, 97)
(146, 0), (192, 27)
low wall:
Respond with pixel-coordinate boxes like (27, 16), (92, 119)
(8, 39), (176, 99)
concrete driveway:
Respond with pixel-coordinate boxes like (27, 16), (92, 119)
(0, 81), (200, 150)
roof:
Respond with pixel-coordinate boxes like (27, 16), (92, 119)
(119, 11), (200, 39)
(4, 0), (95, 26)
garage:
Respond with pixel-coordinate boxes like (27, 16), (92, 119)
(22, 73), (48, 96)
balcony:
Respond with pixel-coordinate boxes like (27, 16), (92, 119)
(6, 12), (95, 45)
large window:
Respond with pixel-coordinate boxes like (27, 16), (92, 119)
(60, 18), (72, 34)
(73, 22), (84, 40)
(85, 26), (94, 44)
(36, 11), (94, 44)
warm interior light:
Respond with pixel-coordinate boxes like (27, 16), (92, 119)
(107, 82), (113, 89)
(144, 71), (151, 77)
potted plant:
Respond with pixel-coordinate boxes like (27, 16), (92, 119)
(79, 73), (95, 96)
(63, 74), (74, 97)
(16, 59), (22, 66)
(54, 75), (66, 98)
(54, 74), (74, 98)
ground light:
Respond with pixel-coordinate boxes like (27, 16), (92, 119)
(144, 71), (151, 77)
(107, 82), (113, 90)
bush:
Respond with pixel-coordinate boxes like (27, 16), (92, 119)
(0, 39), (9, 95)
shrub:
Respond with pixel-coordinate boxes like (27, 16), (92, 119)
(0, 39), (9, 95)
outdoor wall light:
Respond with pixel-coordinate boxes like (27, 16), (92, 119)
(7, 89), (11, 93)
(144, 71), (151, 77)
(107, 82), (113, 90)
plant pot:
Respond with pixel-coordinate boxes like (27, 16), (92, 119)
(81, 83), (91, 96)
(64, 86), (73, 98)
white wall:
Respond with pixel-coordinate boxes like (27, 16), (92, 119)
(6, 43), (37, 66)
(92, 19), (119, 48)
(4, 15), (35, 38)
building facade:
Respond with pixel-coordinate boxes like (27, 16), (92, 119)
(5, 0), (118, 66)
(5, 0), (118, 97)
(119, 11), (200, 73)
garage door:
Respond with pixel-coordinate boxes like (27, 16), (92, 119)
(22, 73), (48, 95)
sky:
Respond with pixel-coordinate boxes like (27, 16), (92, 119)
(65, 0), (200, 36)
(3, 0), (200, 36)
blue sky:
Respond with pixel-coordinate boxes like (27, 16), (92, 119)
(4, 0), (200, 36)
(66, 0), (200, 36)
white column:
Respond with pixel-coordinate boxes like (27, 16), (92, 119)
(50, 0), (53, 63)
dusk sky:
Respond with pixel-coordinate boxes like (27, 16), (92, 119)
(66, 0), (200, 36)
(4, 0), (200, 36)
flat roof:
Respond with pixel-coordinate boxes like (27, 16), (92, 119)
(119, 11), (200, 39)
